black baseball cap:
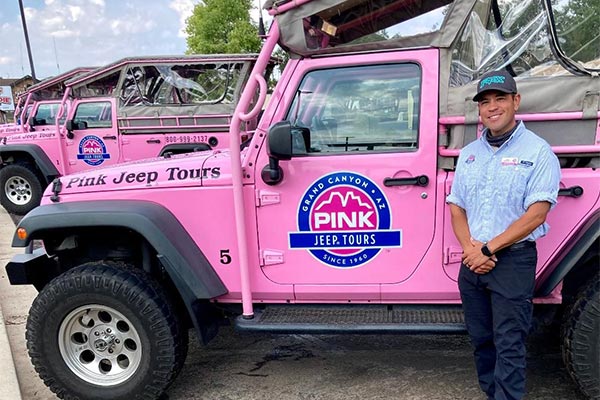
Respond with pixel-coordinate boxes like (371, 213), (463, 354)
(473, 70), (518, 102)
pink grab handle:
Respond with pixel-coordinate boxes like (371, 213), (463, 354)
(239, 74), (267, 122)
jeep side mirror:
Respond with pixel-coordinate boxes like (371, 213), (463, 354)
(262, 121), (293, 185)
(66, 120), (88, 139)
(27, 116), (36, 131)
(65, 120), (75, 139)
(268, 121), (293, 160)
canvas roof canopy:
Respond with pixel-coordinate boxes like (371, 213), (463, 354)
(264, 0), (599, 125)
(62, 55), (274, 119)
(24, 67), (96, 101)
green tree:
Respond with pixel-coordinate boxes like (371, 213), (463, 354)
(185, 0), (261, 54)
(552, 0), (600, 66)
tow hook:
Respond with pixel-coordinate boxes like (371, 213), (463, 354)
(50, 178), (62, 203)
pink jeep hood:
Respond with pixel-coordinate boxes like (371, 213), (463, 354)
(42, 150), (234, 199)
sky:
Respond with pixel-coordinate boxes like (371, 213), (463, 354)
(0, 0), (444, 81)
(0, 0), (268, 80)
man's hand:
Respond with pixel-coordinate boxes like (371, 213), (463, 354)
(449, 204), (497, 274)
(462, 239), (497, 274)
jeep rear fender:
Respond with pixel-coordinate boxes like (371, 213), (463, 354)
(12, 200), (228, 300)
(0, 144), (60, 183)
(535, 211), (600, 297)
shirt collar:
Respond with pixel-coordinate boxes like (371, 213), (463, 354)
(480, 120), (524, 149)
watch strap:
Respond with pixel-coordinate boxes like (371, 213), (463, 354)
(481, 243), (493, 257)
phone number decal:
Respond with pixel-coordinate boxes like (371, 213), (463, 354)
(165, 135), (209, 144)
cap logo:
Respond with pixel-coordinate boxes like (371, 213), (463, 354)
(480, 75), (505, 89)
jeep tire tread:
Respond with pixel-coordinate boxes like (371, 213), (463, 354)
(26, 262), (188, 400)
(0, 163), (44, 215)
(562, 274), (600, 399)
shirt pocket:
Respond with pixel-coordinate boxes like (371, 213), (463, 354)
(497, 165), (531, 205)
(463, 163), (481, 197)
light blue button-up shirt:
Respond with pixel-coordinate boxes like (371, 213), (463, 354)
(446, 121), (561, 243)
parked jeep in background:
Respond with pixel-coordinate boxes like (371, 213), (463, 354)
(0, 54), (274, 214)
(0, 67), (95, 137)
(5, 0), (599, 399)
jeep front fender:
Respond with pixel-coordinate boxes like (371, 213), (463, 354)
(0, 144), (60, 183)
(11, 200), (228, 300)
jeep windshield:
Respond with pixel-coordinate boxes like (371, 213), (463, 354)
(66, 55), (272, 119)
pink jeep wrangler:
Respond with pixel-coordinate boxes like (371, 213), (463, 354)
(0, 55), (273, 214)
(5, 0), (599, 399)
(0, 67), (95, 137)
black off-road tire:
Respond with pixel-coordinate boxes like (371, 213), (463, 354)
(0, 163), (44, 215)
(562, 275), (600, 399)
(26, 262), (188, 400)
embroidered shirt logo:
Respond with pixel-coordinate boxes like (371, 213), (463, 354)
(501, 157), (519, 166)
(480, 75), (506, 88)
(466, 155), (476, 164)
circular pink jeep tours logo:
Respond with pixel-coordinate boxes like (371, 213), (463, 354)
(289, 172), (402, 268)
(77, 135), (111, 166)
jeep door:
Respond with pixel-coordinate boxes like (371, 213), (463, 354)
(64, 99), (121, 173)
(29, 101), (62, 132)
(255, 50), (440, 298)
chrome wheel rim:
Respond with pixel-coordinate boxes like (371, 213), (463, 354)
(58, 304), (143, 386)
(4, 175), (32, 205)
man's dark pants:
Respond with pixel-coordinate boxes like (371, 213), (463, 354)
(458, 241), (537, 400)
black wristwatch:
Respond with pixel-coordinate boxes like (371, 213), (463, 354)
(481, 243), (493, 257)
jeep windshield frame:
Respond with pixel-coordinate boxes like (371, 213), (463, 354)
(543, 0), (600, 75)
(60, 55), (271, 120)
(15, 67), (95, 128)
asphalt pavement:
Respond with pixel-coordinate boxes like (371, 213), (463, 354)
(0, 205), (587, 399)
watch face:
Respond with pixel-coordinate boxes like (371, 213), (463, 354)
(481, 245), (492, 257)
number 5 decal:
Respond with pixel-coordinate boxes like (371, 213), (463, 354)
(220, 249), (232, 264)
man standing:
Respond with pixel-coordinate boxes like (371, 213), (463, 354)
(446, 70), (560, 400)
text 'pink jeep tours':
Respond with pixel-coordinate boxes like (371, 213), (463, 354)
(5, 0), (599, 399)
(0, 54), (273, 214)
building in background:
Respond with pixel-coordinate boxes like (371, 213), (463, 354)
(0, 75), (38, 123)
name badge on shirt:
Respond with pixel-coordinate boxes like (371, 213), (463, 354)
(501, 157), (519, 166)
(520, 160), (534, 167)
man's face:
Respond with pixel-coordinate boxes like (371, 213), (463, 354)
(477, 91), (520, 136)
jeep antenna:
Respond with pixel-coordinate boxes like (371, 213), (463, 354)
(53, 36), (61, 74)
(258, 0), (266, 38)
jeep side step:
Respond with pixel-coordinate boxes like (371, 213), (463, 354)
(234, 305), (466, 334)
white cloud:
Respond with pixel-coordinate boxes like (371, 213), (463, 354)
(169, 0), (196, 38)
(67, 5), (83, 21)
(0, 56), (14, 65)
(51, 29), (78, 39)
(41, 16), (66, 31)
(24, 7), (38, 21)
